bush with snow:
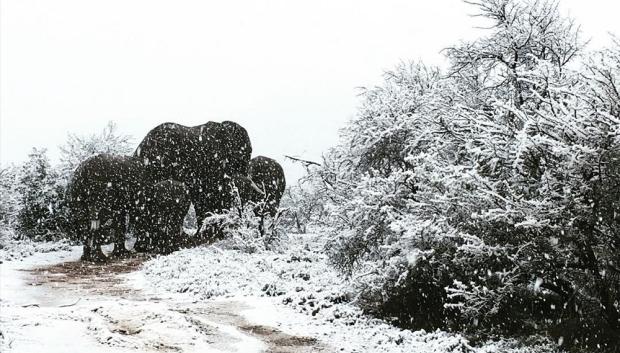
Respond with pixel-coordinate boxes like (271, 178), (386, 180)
(199, 191), (288, 253)
(279, 180), (328, 234)
(141, 233), (562, 353)
(310, 0), (620, 350)
(0, 166), (21, 229)
(14, 148), (68, 241)
(0, 225), (72, 262)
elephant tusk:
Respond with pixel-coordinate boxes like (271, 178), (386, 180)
(249, 179), (265, 195)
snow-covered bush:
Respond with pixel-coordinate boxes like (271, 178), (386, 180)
(0, 166), (21, 228)
(15, 148), (67, 241)
(199, 190), (288, 253)
(0, 225), (72, 262)
(317, 0), (620, 350)
(279, 181), (327, 233)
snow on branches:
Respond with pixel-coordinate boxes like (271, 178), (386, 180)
(315, 0), (620, 349)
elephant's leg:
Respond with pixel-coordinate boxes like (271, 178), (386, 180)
(163, 220), (183, 254)
(149, 226), (161, 253)
(79, 222), (94, 261)
(193, 203), (206, 238)
(132, 213), (153, 253)
(161, 222), (171, 252)
(147, 229), (158, 252)
(156, 226), (168, 254)
(81, 222), (106, 262)
(160, 220), (178, 254)
(81, 238), (93, 262)
(90, 229), (108, 262)
(176, 221), (191, 250)
(133, 230), (150, 252)
(174, 224), (184, 251)
(111, 214), (131, 258)
(111, 234), (131, 257)
(268, 207), (280, 234)
(134, 229), (151, 253)
(132, 220), (150, 252)
(150, 227), (163, 254)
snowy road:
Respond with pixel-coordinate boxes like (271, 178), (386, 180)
(0, 247), (327, 353)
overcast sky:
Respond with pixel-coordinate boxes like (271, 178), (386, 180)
(2, 0), (619, 182)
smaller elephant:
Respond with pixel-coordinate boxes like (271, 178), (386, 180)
(236, 156), (286, 233)
(134, 180), (191, 254)
(67, 154), (148, 262)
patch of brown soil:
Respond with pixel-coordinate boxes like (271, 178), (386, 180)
(26, 254), (150, 297)
(172, 303), (329, 352)
(239, 324), (323, 353)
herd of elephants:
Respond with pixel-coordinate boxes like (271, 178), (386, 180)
(67, 121), (286, 262)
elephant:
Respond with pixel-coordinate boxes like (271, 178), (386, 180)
(67, 154), (149, 262)
(134, 121), (252, 241)
(134, 180), (191, 254)
(235, 156), (286, 234)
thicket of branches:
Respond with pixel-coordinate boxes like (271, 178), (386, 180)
(310, 0), (620, 350)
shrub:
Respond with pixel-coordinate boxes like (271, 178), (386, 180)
(15, 148), (66, 240)
(316, 0), (620, 350)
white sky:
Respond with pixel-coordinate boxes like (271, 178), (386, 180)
(2, 0), (619, 182)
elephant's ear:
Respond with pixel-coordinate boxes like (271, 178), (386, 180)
(221, 121), (252, 154)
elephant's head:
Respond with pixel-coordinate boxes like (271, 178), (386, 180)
(197, 121), (252, 178)
(220, 121), (252, 176)
(231, 174), (265, 205)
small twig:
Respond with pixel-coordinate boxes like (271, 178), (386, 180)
(59, 298), (81, 308)
(21, 303), (40, 308)
(284, 155), (321, 167)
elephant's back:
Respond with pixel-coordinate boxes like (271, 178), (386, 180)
(221, 121), (252, 158)
(69, 154), (145, 206)
(135, 123), (195, 157)
(195, 121), (253, 176)
(134, 122), (199, 182)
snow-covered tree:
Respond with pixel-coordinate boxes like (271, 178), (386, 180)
(15, 148), (65, 240)
(317, 0), (620, 349)
(0, 166), (21, 228)
(279, 180), (327, 233)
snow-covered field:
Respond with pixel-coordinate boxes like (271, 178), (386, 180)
(0, 247), (266, 353)
(138, 233), (558, 353)
(0, 232), (558, 353)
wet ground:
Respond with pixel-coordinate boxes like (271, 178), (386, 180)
(3, 249), (328, 353)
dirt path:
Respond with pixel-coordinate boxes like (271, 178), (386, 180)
(1, 249), (328, 353)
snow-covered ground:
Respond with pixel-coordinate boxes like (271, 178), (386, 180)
(0, 233), (559, 353)
(0, 247), (266, 352)
(138, 233), (558, 353)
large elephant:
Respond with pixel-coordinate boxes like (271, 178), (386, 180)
(134, 121), (252, 240)
(134, 179), (191, 254)
(67, 154), (149, 261)
(236, 156), (286, 233)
